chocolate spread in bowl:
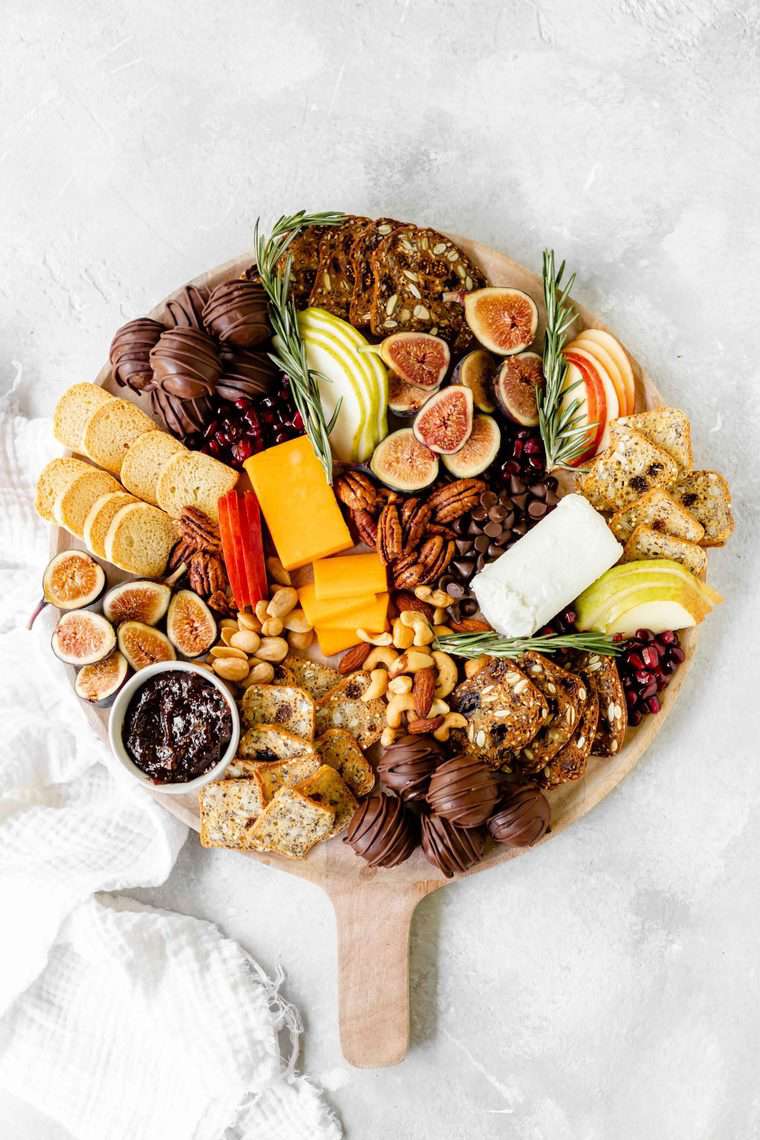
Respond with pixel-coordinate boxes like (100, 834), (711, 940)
(123, 670), (232, 784)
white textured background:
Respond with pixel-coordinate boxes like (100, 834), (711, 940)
(3, 1), (759, 1137)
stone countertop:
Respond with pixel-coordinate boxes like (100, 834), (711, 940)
(3, 1), (759, 1136)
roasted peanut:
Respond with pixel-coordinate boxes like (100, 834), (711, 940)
(388, 648), (434, 677)
(432, 650), (458, 698)
(288, 629), (314, 651)
(391, 617), (415, 650)
(357, 628), (393, 646)
(464, 655), (489, 679)
(433, 711), (467, 742)
(266, 556), (291, 587)
(267, 587), (298, 621)
(386, 692), (417, 727)
(237, 611), (261, 633)
(220, 627), (237, 647)
(261, 617), (284, 637)
(230, 629), (261, 655)
(244, 660), (275, 685)
(212, 657), (250, 682)
(363, 645), (399, 670)
(362, 668), (389, 701)
(254, 599), (270, 623)
(283, 608), (311, 634)
(387, 674), (413, 695)
(210, 645), (248, 660)
(255, 636), (289, 663)
(220, 618), (239, 630)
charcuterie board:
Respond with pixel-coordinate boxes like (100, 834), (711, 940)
(46, 234), (704, 1067)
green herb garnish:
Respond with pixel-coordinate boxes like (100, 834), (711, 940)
(537, 249), (591, 471)
(434, 630), (620, 660)
(254, 210), (346, 483)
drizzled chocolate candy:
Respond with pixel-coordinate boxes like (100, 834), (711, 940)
(110, 318), (164, 393)
(150, 327), (222, 401)
(344, 794), (418, 868)
(202, 279), (270, 348)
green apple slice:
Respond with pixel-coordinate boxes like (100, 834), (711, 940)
(299, 309), (377, 458)
(305, 307), (388, 446)
(296, 320), (369, 462)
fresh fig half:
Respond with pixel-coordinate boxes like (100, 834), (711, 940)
(166, 589), (217, 658)
(75, 650), (129, 706)
(370, 428), (439, 492)
(52, 611), (116, 666)
(387, 373), (431, 416)
(442, 415), (501, 478)
(493, 352), (543, 426)
(450, 349), (497, 413)
(117, 620), (176, 672)
(29, 551), (107, 629)
(464, 287), (538, 356)
(375, 332), (449, 390)
(103, 579), (171, 626)
(413, 386), (473, 455)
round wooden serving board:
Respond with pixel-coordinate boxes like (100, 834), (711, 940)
(54, 235), (696, 1068)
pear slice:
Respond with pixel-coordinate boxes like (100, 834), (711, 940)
(305, 307), (388, 447)
(576, 559), (721, 634)
(300, 309), (379, 458)
(296, 319), (370, 462)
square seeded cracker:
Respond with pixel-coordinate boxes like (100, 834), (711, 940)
(515, 652), (588, 775)
(611, 407), (693, 469)
(284, 655), (342, 702)
(238, 724), (316, 763)
(254, 754), (321, 801)
(296, 764), (357, 837)
(450, 659), (549, 769)
(249, 786), (334, 859)
(199, 779), (267, 849)
(315, 672), (386, 750)
(315, 728), (375, 796)
(240, 684), (315, 739)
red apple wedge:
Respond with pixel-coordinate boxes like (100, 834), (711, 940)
(564, 348), (619, 450)
(559, 360), (605, 466)
(567, 335), (629, 416)
(573, 328), (636, 414)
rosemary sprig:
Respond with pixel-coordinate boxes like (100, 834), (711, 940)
(537, 249), (590, 471)
(254, 210), (346, 482)
(434, 630), (620, 660)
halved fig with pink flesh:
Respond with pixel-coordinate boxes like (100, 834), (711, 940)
(29, 550), (108, 629)
(494, 352), (543, 426)
(103, 580), (171, 626)
(52, 611), (116, 667)
(370, 428), (439, 492)
(450, 349), (497, 412)
(442, 415), (501, 478)
(117, 621), (175, 672)
(376, 332), (450, 390)
(413, 386), (473, 455)
(166, 590), (216, 658)
(75, 650), (129, 706)
(388, 373), (432, 416)
(464, 287), (538, 356)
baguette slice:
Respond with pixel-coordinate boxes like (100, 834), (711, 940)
(83, 490), (138, 558)
(670, 469), (734, 547)
(155, 450), (238, 523)
(576, 428), (679, 512)
(53, 383), (113, 451)
(120, 430), (185, 505)
(53, 468), (121, 538)
(622, 524), (708, 578)
(35, 457), (93, 522)
(199, 779), (267, 848)
(249, 786), (334, 858)
(82, 398), (156, 476)
(609, 488), (704, 544)
(611, 407), (693, 469)
(315, 728), (375, 796)
(105, 501), (176, 576)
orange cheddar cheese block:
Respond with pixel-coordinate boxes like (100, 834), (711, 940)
(315, 626), (373, 657)
(244, 437), (352, 571)
(319, 593), (389, 631)
(298, 583), (378, 628)
(313, 551), (387, 601)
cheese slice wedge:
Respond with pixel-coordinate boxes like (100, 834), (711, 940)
(313, 551), (388, 601)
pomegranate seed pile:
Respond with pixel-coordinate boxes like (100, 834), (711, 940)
(183, 377), (304, 469)
(615, 629), (685, 726)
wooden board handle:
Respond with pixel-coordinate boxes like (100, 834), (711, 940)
(329, 880), (437, 1068)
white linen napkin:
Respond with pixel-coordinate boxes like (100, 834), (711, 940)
(0, 374), (342, 1140)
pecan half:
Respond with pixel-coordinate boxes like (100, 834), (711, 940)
(207, 589), (233, 615)
(392, 553), (424, 589)
(188, 551), (227, 597)
(428, 478), (487, 523)
(350, 508), (378, 548)
(402, 500), (433, 553)
(413, 667), (436, 718)
(338, 643), (371, 673)
(335, 470), (380, 513)
(416, 536), (455, 584)
(167, 538), (195, 573)
(377, 503), (404, 564)
(179, 506), (221, 552)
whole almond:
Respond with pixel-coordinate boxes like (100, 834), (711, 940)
(450, 618), (492, 633)
(393, 590), (434, 618)
(413, 666), (436, 718)
(338, 642), (371, 674)
(407, 715), (444, 735)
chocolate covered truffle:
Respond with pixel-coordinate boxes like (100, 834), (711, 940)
(345, 794), (418, 868)
(488, 785), (550, 847)
(217, 348), (276, 402)
(150, 327), (221, 401)
(165, 284), (210, 331)
(426, 754), (500, 828)
(420, 813), (485, 878)
(150, 386), (213, 439)
(202, 279), (270, 348)
(109, 317), (164, 393)
(377, 734), (443, 803)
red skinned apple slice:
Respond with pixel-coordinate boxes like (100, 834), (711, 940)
(559, 361), (605, 466)
(574, 329), (636, 414)
(564, 348), (619, 451)
(567, 335), (628, 417)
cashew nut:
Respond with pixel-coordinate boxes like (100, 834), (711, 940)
(433, 606), (447, 625)
(391, 617), (415, 650)
(362, 668), (389, 701)
(386, 692), (417, 727)
(399, 610), (434, 646)
(388, 648), (434, 677)
(428, 698), (451, 717)
(387, 674), (413, 695)
(464, 655), (489, 679)
(230, 629), (261, 655)
(432, 650), (458, 698)
(433, 712), (467, 742)
(357, 628), (393, 646)
(266, 555), (292, 587)
(288, 629), (314, 651)
(267, 587), (298, 621)
(413, 586), (433, 602)
(283, 607), (311, 633)
(414, 585), (454, 607)
(255, 636), (290, 663)
(363, 645), (399, 670)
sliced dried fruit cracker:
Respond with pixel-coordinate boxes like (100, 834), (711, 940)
(296, 764), (358, 837)
(249, 786), (334, 859)
(315, 728), (375, 796)
(240, 684), (316, 739)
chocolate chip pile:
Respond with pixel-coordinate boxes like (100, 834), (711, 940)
(440, 427), (558, 620)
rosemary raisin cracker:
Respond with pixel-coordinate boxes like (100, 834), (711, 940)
(307, 215), (370, 320)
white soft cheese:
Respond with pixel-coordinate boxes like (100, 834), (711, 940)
(472, 494), (622, 637)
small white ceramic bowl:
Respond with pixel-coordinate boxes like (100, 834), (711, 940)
(108, 660), (239, 795)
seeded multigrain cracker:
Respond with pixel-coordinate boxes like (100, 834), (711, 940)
(536, 688), (599, 789)
(315, 728), (375, 795)
(240, 684), (315, 739)
(450, 659), (549, 769)
(283, 655), (341, 702)
(199, 779), (267, 848)
(249, 786), (334, 859)
(369, 225), (487, 353)
(574, 652), (627, 758)
(307, 215), (370, 319)
(277, 227), (324, 308)
(253, 754), (321, 801)
(670, 469), (734, 548)
(515, 652), (588, 774)
(577, 428), (679, 513)
(611, 408), (693, 470)
(349, 217), (404, 329)
(315, 672), (386, 749)
(296, 764), (358, 837)
(238, 724), (316, 763)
